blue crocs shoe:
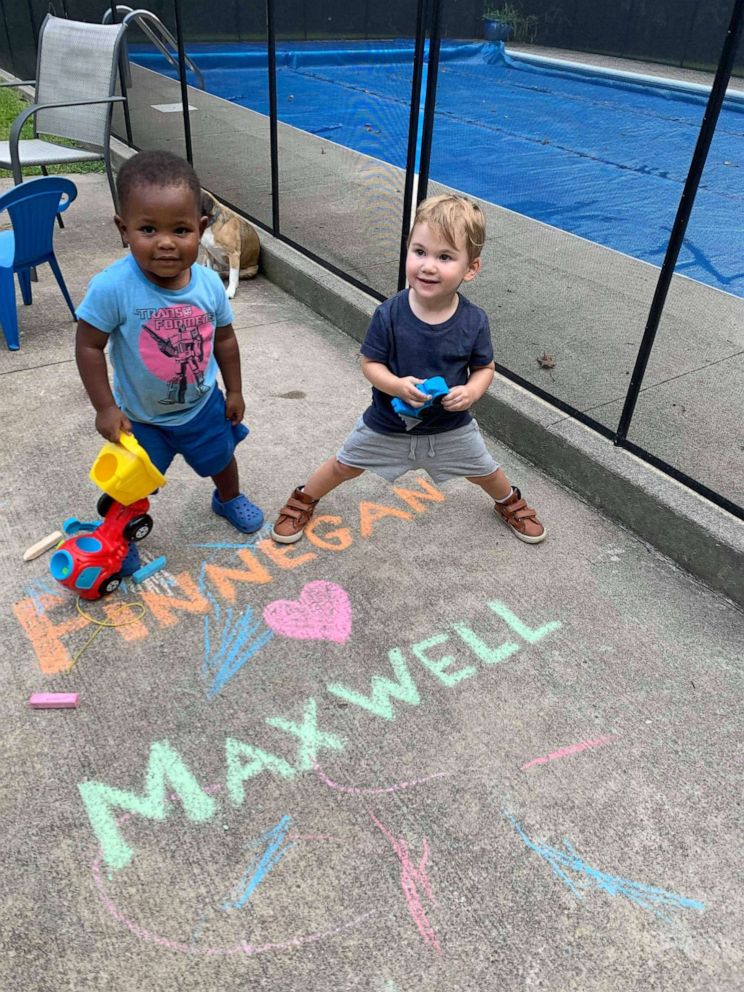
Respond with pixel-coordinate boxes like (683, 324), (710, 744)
(211, 491), (265, 534)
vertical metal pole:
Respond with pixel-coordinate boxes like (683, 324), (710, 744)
(0, 4), (14, 77)
(110, 1), (134, 147)
(266, 0), (280, 235)
(679, 3), (700, 69)
(26, 0), (38, 39)
(415, 0), (442, 204)
(620, 0), (636, 56)
(616, 0), (744, 443)
(397, 0), (429, 291)
(26, 0), (39, 80)
(172, 0), (193, 164)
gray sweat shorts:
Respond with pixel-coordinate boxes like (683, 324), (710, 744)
(336, 417), (500, 484)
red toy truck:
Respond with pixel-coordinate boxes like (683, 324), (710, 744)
(49, 495), (153, 600)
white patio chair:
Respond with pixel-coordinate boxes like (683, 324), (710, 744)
(0, 14), (128, 211)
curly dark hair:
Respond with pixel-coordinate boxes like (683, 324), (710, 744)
(116, 150), (201, 214)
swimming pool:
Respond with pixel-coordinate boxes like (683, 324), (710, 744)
(130, 40), (744, 298)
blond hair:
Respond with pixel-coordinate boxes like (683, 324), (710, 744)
(408, 194), (486, 264)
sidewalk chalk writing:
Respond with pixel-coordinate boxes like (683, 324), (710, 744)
(92, 843), (375, 957)
(199, 567), (274, 698)
(93, 786), (380, 957)
(221, 815), (295, 911)
(192, 522), (274, 551)
(263, 581), (352, 643)
(96, 801), (445, 957)
(370, 811), (441, 955)
(79, 601), (561, 871)
(521, 735), (616, 770)
(313, 763), (448, 795)
(505, 813), (705, 923)
(15, 479), (446, 674)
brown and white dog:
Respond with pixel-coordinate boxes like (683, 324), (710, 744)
(200, 190), (260, 299)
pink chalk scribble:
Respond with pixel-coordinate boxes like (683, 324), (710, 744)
(521, 734), (616, 770)
(313, 762), (447, 795)
(369, 811), (442, 955)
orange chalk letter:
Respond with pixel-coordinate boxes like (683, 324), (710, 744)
(305, 515), (354, 551)
(358, 501), (413, 539)
(392, 478), (445, 513)
(203, 549), (273, 604)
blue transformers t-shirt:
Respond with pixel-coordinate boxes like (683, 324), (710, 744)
(360, 289), (494, 435)
(77, 255), (233, 426)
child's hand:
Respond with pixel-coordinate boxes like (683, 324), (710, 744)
(396, 376), (430, 409)
(95, 406), (131, 442)
(441, 384), (474, 412)
(225, 390), (245, 425)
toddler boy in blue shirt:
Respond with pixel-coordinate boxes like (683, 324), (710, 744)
(76, 150), (264, 534)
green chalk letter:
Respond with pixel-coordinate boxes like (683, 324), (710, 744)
(266, 697), (345, 770)
(488, 601), (561, 643)
(451, 624), (519, 665)
(78, 740), (216, 872)
(412, 633), (477, 686)
(225, 739), (296, 805)
(327, 648), (421, 720)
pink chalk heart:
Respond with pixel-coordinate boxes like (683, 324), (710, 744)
(263, 581), (352, 643)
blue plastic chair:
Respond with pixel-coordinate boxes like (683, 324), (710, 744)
(0, 176), (77, 351)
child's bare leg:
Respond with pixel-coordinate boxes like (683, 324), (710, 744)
(272, 458), (363, 544)
(467, 468), (512, 502)
(212, 456), (239, 502)
(467, 470), (547, 544)
(304, 457), (364, 500)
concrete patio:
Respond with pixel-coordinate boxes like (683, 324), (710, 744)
(0, 171), (742, 991)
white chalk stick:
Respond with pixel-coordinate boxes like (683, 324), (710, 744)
(23, 531), (64, 562)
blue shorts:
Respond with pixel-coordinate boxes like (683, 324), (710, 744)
(129, 388), (249, 478)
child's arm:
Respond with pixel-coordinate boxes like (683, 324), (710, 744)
(441, 363), (495, 413)
(361, 358), (431, 409)
(75, 320), (132, 442)
(213, 323), (245, 425)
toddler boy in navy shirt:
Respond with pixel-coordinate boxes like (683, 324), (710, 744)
(272, 193), (545, 545)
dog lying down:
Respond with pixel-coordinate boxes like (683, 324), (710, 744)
(200, 190), (260, 299)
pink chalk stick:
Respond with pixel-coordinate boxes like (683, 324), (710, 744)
(28, 693), (79, 709)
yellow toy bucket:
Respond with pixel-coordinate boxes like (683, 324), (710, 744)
(89, 433), (166, 505)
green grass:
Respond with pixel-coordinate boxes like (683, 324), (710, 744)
(0, 85), (104, 177)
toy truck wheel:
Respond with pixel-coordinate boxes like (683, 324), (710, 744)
(97, 493), (114, 517)
(124, 514), (153, 542)
(98, 572), (122, 596)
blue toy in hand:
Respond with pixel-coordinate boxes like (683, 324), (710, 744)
(391, 376), (449, 420)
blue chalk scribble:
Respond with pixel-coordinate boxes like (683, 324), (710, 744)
(25, 577), (64, 615)
(506, 812), (704, 923)
(191, 523), (274, 552)
(199, 564), (273, 698)
(222, 815), (295, 911)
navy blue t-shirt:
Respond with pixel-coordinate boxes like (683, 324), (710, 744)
(360, 289), (494, 435)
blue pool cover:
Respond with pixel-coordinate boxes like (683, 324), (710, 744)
(130, 40), (744, 298)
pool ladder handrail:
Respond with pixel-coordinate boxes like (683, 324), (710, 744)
(102, 5), (205, 90)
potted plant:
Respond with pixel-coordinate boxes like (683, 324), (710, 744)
(482, 2), (538, 43)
